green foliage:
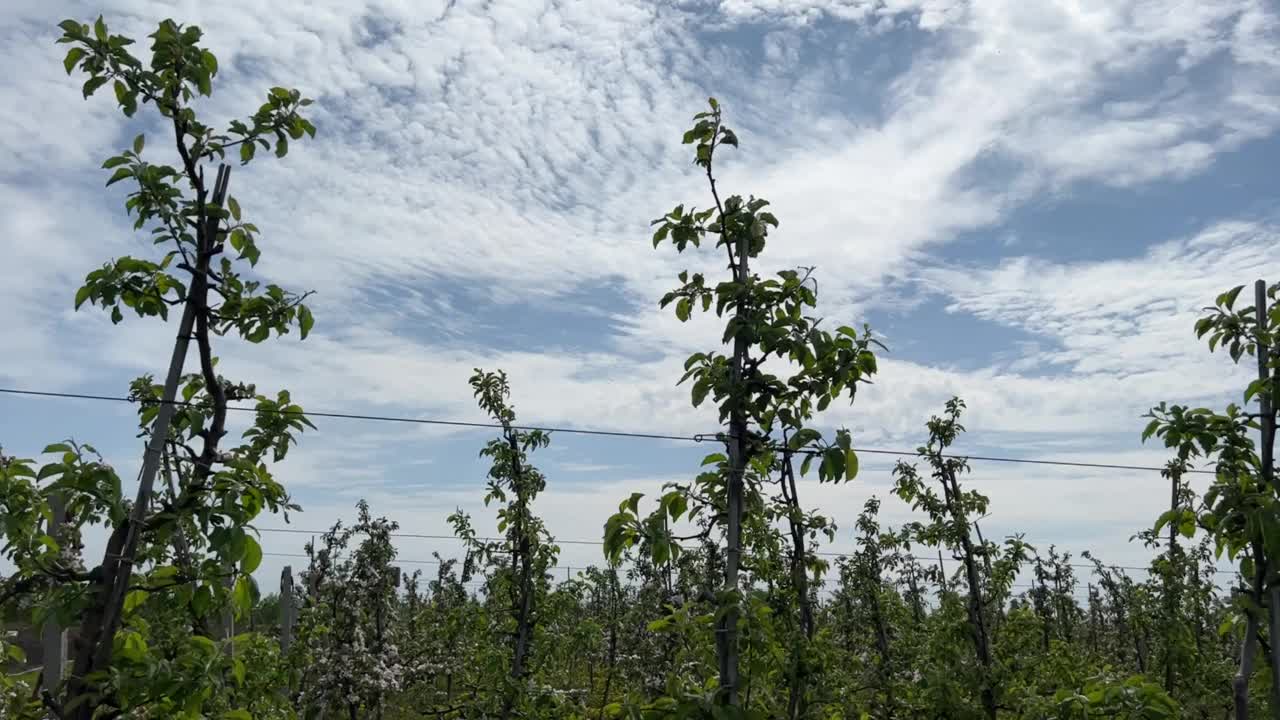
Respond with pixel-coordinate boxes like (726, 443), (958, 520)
(441, 369), (561, 717)
(3, 41), (1269, 720)
(1142, 280), (1280, 715)
(60, 15), (316, 341)
(0, 14), (319, 720)
(1050, 674), (1179, 719)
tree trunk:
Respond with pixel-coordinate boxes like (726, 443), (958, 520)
(40, 495), (66, 695)
(502, 431), (535, 720)
(717, 192), (750, 708)
(975, 521), (1003, 635)
(1165, 467), (1181, 694)
(869, 583), (894, 717)
(1253, 280), (1280, 709)
(1235, 599), (1259, 720)
(906, 565), (924, 625)
(782, 456), (813, 720)
(944, 469), (996, 720)
(598, 571), (619, 720)
(66, 165), (230, 720)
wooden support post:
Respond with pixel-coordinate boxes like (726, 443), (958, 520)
(1252, 280), (1280, 713)
(280, 566), (295, 654)
(221, 563), (236, 649)
(937, 548), (949, 595)
(41, 493), (67, 693)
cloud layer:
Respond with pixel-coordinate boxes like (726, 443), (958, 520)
(2, 0), (1277, 589)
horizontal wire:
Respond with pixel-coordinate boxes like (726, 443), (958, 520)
(262, 549), (1083, 596)
(0, 387), (704, 443)
(5, 387), (1236, 577)
(0, 386), (1214, 475)
(256, 528), (1237, 576)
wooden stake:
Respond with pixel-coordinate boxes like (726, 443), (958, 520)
(1252, 280), (1280, 714)
(280, 566), (295, 654)
(41, 493), (67, 693)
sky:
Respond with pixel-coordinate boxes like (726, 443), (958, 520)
(1, 0), (1278, 598)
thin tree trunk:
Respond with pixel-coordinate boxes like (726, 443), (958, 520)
(1035, 558), (1051, 652)
(1235, 597), (1260, 720)
(782, 455), (814, 720)
(869, 582), (894, 717)
(502, 430), (535, 720)
(1087, 584), (1100, 655)
(975, 521), (1003, 635)
(906, 565), (924, 625)
(1253, 280), (1280, 709)
(1235, 558), (1266, 720)
(67, 166), (230, 719)
(943, 469), (996, 720)
(1165, 466), (1181, 694)
(40, 494), (66, 695)
(714, 158), (749, 709)
(598, 570), (619, 720)
(937, 548), (949, 595)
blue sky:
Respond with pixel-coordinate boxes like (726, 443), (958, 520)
(2, 0), (1278, 594)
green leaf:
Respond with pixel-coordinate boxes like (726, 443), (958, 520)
(232, 575), (255, 612)
(124, 589), (149, 614)
(240, 141), (255, 164)
(111, 306), (123, 324)
(133, 134), (144, 154)
(228, 196), (241, 221)
(691, 379), (709, 408)
(201, 50), (219, 76)
(37, 463), (65, 480)
(241, 535), (262, 573)
(189, 635), (217, 654)
(63, 47), (86, 74)
(676, 297), (691, 322)
(1141, 418), (1161, 442)
(93, 15), (107, 42)
(298, 305), (314, 339)
(82, 75), (109, 99)
(652, 224), (670, 248)
(192, 586), (213, 616)
(106, 167), (132, 186)
(118, 631), (148, 662)
(42, 443), (72, 454)
(845, 449), (859, 481)
(1218, 285), (1245, 309)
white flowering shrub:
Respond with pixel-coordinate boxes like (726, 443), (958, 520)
(294, 502), (411, 719)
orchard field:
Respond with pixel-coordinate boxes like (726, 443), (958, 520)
(3, 12), (1280, 720)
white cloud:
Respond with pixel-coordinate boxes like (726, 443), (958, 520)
(922, 220), (1273, 384)
(1, 0), (1278, 580)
